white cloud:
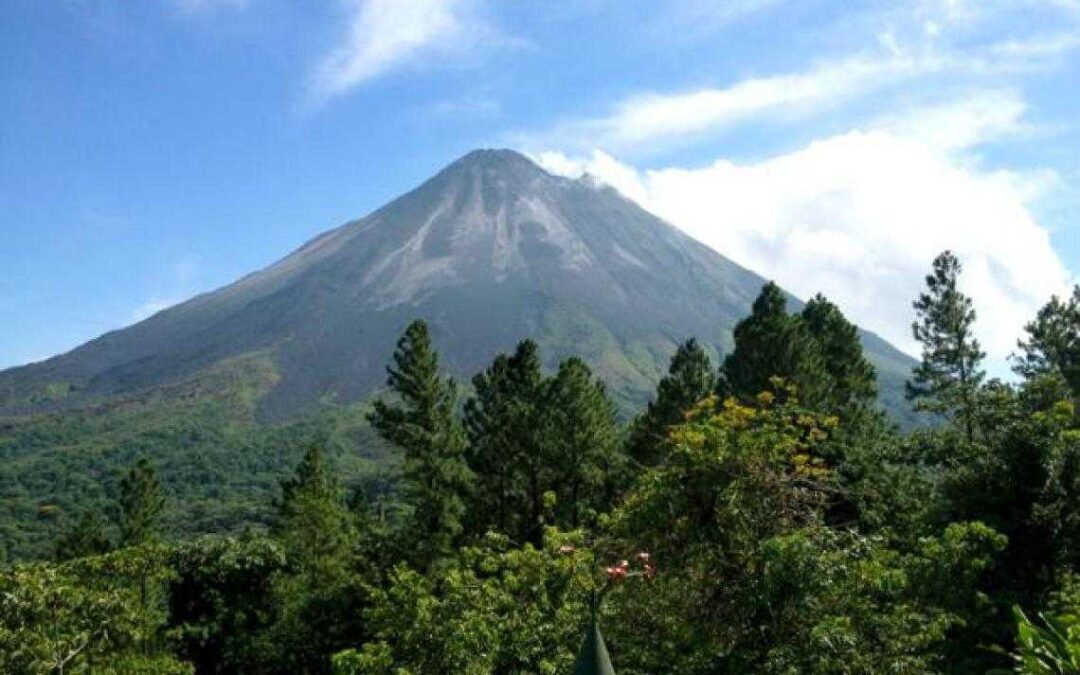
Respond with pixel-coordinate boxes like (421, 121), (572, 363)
(529, 53), (941, 153)
(876, 89), (1030, 150)
(537, 96), (1073, 370)
(518, 9), (1080, 155)
(991, 30), (1080, 58)
(312, 0), (506, 101)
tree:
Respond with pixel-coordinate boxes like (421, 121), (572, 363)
(111, 459), (170, 666)
(268, 447), (366, 674)
(167, 536), (287, 674)
(464, 340), (546, 542)
(116, 458), (166, 548)
(608, 393), (1006, 674)
(1037, 424), (1080, 572)
(627, 338), (716, 467)
(368, 320), (473, 565)
(720, 282), (826, 408)
(1015, 286), (1080, 397)
(544, 357), (621, 531)
(54, 509), (112, 561)
(464, 343), (623, 545)
(332, 532), (591, 675)
(0, 547), (189, 675)
(938, 386), (1058, 667)
(907, 251), (985, 442)
(801, 294), (877, 415)
(274, 446), (357, 586)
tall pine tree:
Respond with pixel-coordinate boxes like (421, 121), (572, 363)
(463, 340), (545, 542)
(368, 320), (473, 565)
(1014, 285), (1080, 397)
(721, 282), (825, 406)
(464, 343), (624, 543)
(116, 457), (165, 547)
(270, 446), (364, 673)
(906, 251), (985, 442)
(544, 357), (621, 531)
(274, 446), (356, 585)
(627, 338), (716, 467)
(801, 294), (877, 415)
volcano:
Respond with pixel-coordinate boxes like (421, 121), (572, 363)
(0, 149), (914, 418)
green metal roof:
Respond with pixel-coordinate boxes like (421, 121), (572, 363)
(572, 620), (616, 675)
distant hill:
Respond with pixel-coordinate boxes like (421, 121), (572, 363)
(0, 149), (917, 559)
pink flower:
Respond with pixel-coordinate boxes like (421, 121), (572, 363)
(605, 565), (628, 581)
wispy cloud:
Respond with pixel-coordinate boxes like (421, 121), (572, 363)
(991, 30), (1080, 58)
(516, 0), (1080, 155)
(526, 0), (1080, 373)
(311, 0), (511, 102)
(521, 51), (948, 154)
(875, 89), (1031, 150)
(538, 91), (1073, 371)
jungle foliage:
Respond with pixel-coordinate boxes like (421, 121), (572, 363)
(3, 251), (1080, 674)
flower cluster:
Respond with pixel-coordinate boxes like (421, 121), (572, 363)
(636, 551), (657, 579)
(604, 560), (629, 581)
(604, 551), (656, 583)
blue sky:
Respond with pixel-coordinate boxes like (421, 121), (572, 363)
(2, 0), (1078, 373)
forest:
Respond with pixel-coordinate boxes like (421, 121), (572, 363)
(3, 249), (1080, 674)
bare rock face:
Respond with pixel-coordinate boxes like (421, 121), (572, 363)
(0, 149), (914, 418)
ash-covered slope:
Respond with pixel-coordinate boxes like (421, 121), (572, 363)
(0, 149), (914, 417)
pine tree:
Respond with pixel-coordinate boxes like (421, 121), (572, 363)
(1014, 286), (1080, 397)
(274, 446), (356, 586)
(721, 282), (825, 405)
(368, 320), (473, 565)
(54, 509), (112, 561)
(627, 338), (716, 467)
(116, 457), (165, 547)
(801, 294), (877, 415)
(544, 357), (620, 531)
(270, 446), (363, 671)
(906, 251), (985, 442)
(112, 457), (168, 661)
(463, 339), (545, 541)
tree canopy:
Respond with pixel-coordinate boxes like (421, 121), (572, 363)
(3, 251), (1080, 674)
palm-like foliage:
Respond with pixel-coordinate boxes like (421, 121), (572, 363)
(1010, 606), (1080, 674)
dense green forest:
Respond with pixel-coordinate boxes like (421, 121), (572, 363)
(3, 250), (1080, 673)
(0, 353), (399, 560)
